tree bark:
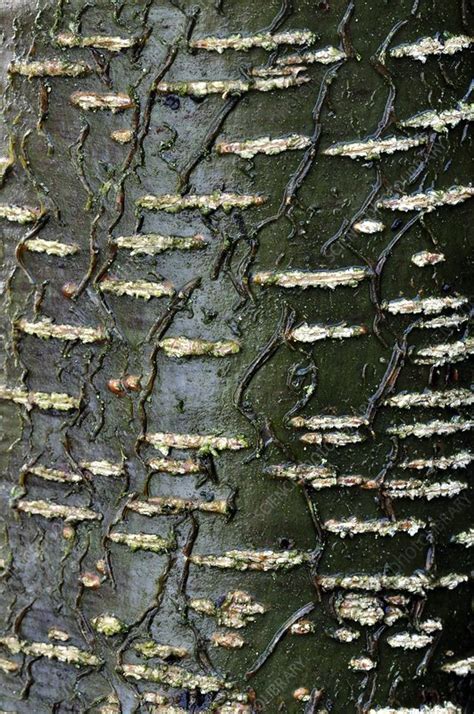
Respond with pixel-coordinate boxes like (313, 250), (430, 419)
(0, 1), (472, 712)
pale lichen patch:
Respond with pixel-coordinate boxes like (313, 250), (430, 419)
(0, 155), (14, 183)
(70, 91), (135, 112)
(25, 465), (82, 483)
(418, 619), (443, 634)
(331, 627), (360, 643)
(377, 185), (474, 212)
(48, 629), (70, 642)
(384, 388), (473, 409)
(328, 474), (371, 489)
(92, 614), (126, 636)
(385, 480), (467, 500)
(142, 693), (169, 705)
(414, 338), (474, 366)
(249, 64), (307, 78)
(135, 641), (188, 660)
(451, 528), (474, 548)
(216, 134), (311, 159)
(441, 656), (474, 676)
(353, 219), (385, 234)
(324, 517), (426, 538)
(147, 457), (202, 475)
(0, 656), (19, 673)
(387, 418), (473, 439)
(99, 277), (174, 300)
(56, 32), (136, 51)
(136, 192), (267, 214)
(9, 59), (90, 77)
(80, 460), (123, 476)
(277, 46), (346, 65)
(264, 463), (336, 482)
(387, 632), (433, 649)
(211, 631), (245, 649)
(127, 496), (229, 516)
(145, 432), (248, 454)
(0, 204), (42, 224)
(411, 251), (445, 267)
(253, 266), (369, 289)
(190, 30), (316, 52)
(16, 499), (101, 523)
(293, 688), (311, 702)
(290, 619), (316, 635)
(324, 135), (427, 159)
(107, 532), (176, 553)
(0, 386), (80, 411)
(300, 431), (365, 447)
(368, 704), (461, 713)
(215, 702), (254, 714)
(290, 415), (367, 430)
(189, 590), (265, 628)
(289, 322), (368, 342)
(23, 238), (79, 256)
(418, 314), (468, 330)
(349, 656), (376, 671)
(81, 572), (102, 589)
(110, 129), (134, 144)
(335, 593), (384, 626)
(0, 635), (101, 667)
(154, 75), (310, 98)
(382, 295), (467, 315)
(390, 34), (473, 62)
(189, 549), (310, 571)
(317, 572), (468, 594)
(264, 463), (371, 490)
(115, 233), (207, 255)
(158, 337), (240, 358)
(121, 663), (230, 693)
(400, 102), (474, 132)
(16, 317), (107, 343)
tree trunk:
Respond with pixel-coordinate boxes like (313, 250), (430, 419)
(0, 1), (472, 712)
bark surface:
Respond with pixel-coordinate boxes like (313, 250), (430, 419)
(0, 1), (472, 712)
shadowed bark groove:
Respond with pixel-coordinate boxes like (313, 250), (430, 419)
(0, 0), (472, 712)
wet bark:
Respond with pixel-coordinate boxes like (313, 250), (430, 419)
(0, 1), (472, 712)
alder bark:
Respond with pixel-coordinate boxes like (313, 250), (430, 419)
(0, 1), (472, 712)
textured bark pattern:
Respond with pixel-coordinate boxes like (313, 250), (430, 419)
(0, 1), (472, 712)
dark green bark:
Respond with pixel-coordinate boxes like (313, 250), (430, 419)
(0, 0), (472, 712)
